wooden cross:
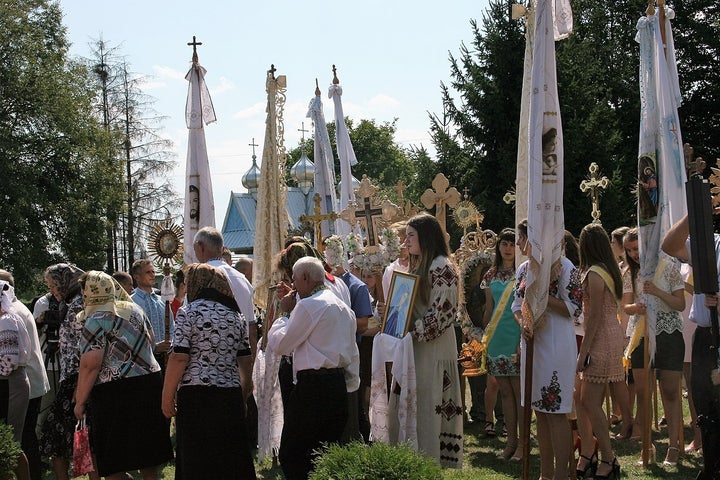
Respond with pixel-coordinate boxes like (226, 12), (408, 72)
(187, 36), (202, 64)
(299, 193), (338, 252)
(685, 143), (706, 177)
(580, 162), (610, 224)
(420, 173), (461, 237)
(338, 175), (399, 247)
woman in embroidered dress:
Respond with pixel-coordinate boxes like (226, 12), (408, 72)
(513, 221), (582, 479)
(576, 224), (624, 479)
(622, 227), (685, 466)
(38, 264), (100, 480)
(401, 213), (463, 468)
(481, 228), (522, 461)
(162, 263), (256, 479)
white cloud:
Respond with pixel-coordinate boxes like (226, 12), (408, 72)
(210, 76), (235, 95)
(153, 65), (186, 81)
(232, 102), (266, 120)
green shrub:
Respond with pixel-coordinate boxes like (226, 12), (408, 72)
(309, 441), (443, 480)
(0, 422), (21, 478)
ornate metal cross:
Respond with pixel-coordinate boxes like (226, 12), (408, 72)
(420, 173), (461, 237)
(299, 193), (338, 251)
(580, 162), (609, 224)
(339, 176), (399, 247)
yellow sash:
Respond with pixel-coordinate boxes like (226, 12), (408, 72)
(481, 279), (517, 353)
(622, 259), (670, 369)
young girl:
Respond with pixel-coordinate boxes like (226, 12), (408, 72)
(400, 213), (463, 468)
(481, 228), (522, 461)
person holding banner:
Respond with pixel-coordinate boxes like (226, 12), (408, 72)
(480, 228), (522, 461)
(514, 221), (582, 480)
(622, 227), (685, 466)
(576, 224), (624, 479)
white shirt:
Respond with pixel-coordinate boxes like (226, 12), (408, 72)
(209, 260), (256, 324)
(326, 275), (351, 307)
(14, 301), (50, 398)
(268, 288), (359, 392)
(382, 258), (410, 301)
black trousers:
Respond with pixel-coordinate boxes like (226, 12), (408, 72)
(691, 327), (720, 479)
(279, 368), (348, 480)
(22, 396), (43, 480)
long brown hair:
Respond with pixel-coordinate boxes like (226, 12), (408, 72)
(578, 223), (623, 299)
(407, 213), (453, 305)
(623, 227), (639, 294)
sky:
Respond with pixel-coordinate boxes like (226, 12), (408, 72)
(59, 0), (490, 228)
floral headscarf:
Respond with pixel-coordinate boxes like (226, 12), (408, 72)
(277, 242), (330, 276)
(80, 271), (134, 321)
(45, 263), (85, 301)
(185, 263), (239, 312)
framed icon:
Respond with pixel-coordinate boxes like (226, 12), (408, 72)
(381, 271), (419, 339)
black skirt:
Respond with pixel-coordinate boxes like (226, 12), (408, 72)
(88, 372), (173, 477)
(175, 385), (256, 480)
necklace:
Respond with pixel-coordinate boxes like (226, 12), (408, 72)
(310, 284), (327, 296)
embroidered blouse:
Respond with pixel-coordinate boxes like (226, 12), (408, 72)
(412, 256), (459, 342)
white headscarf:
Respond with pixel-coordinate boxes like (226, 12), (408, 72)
(0, 280), (17, 315)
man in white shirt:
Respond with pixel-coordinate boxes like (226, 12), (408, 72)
(268, 257), (359, 480)
(193, 227), (257, 361)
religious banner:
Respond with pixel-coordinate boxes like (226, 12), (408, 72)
(253, 66), (288, 309)
(522, 0), (571, 328)
(182, 37), (216, 264)
(636, 5), (687, 360)
(307, 81), (338, 238)
(329, 66), (358, 236)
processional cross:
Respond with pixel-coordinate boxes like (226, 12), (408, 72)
(339, 175), (399, 247)
(420, 173), (461, 237)
(579, 162), (609, 224)
(299, 193), (338, 252)
(187, 36), (202, 64)
(684, 143), (706, 178)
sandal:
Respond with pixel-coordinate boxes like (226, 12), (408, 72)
(576, 451), (597, 478)
(594, 457), (620, 479)
(484, 421), (496, 437)
(663, 446), (679, 466)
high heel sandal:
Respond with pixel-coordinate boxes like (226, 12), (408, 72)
(576, 451), (597, 478)
(614, 421), (633, 440)
(594, 457), (620, 479)
(663, 446), (679, 466)
(497, 443), (517, 461)
(484, 421), (497, 437)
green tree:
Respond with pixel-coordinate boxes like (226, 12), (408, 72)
(0, 0), (123, 293)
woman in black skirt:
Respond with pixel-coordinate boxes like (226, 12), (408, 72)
(73, 271), (173, 479)
(162, 263), (256, 480)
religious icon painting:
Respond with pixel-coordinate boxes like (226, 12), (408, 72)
(382, 271), (419, 339)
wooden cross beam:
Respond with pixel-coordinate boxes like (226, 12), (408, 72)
(580, 162), (610, 224)
(299, 193), (338, 251)
(420, 173), (461, 237)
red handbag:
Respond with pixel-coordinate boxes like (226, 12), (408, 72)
(72, 416), (95, 477)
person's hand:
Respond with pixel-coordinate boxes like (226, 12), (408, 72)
(635, 302), (647, 315)
(276, 280), (293, 299)
(279, 289), (297, 314)
(376, 301), (386, 318)
(576, 353), (587, 373)
(705, 293), (718, 309)
(643, 280), (660, 297)
(162, 394), (177, 418)
(74, 401), (85, 421)
(155, 340), (172, 354)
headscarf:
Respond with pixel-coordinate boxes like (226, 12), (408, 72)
(0, 280), (16, 315)
(80, 271), (134, 322)
(185, 263), (239, 312)
(45, 263), (85, 302)
(278, 242), (334, 279)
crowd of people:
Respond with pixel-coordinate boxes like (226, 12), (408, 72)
(1, 213), (719, 480)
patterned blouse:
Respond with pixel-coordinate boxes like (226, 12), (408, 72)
(626, 260), (684, 336)
(79, 307), (161, 384)
(58, 294), (84, 383)
(173, 298), (250, 388)
(413, 256), (459, 342)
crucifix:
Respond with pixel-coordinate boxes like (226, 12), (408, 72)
(268, 64), (276, 79)
(420, 173), (461, 237)
(298, 122), (309, 141)
(187, 36), (202, 64)
(580, 162), (610, 224)
(339, 175), (399, 247)
(299, 193), (338, 252)
(249, 138), (259, 158)
(684, 143), (706, 178)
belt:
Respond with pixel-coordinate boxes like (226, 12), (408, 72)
(296, 367), (343, 379)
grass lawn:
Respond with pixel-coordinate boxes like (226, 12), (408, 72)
(60, 386), (704, 479)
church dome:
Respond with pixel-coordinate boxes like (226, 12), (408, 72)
(290, 151), (315, 194)
(241, 153), (261, 193)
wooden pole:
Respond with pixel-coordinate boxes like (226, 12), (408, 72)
(641, 314), (653, 466)
(521, 336), (534, 480)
